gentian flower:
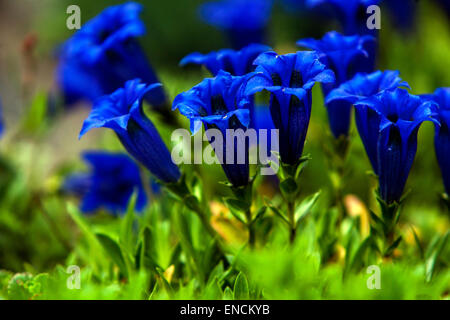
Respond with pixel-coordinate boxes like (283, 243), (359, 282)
(297, 31), (375, 138)
(180, 43), (271, 76)
(180, 44), (274, 134)
(354, 88), (438, 204)
(57, 2), (168, 109)
(80, 79), (181, 183)
(306, 0), (381, 35)
(245, 51), (335, 165)
(63, 152), (147, 214)
(199, 0), (273, 49)
(173, 71), (253, 187)
(423, 88), (450, 195)
(326, 70), (410, 170)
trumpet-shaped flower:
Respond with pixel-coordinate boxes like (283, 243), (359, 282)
(306, 0), (381, 35)
(297, 31), (375, 138)
(57, 2), (167, 109)
(180, 44), (274, 133)
(199, 0), (273, 49)
(80, 79), (181, 183)
(180, 44), (271, 76)
(354, 88), (438, 204)
(173, 71), (253, 187)
(423, 88), (450, 195)
(245, 51), (335, 165)
(326, 70), (410, 169)
(63, 152), (147, 214)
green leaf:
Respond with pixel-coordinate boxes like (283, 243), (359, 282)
(384, 236), (402, 256)
(279, 177), (298, 197)
(21, 92), (48, 132)
(233, 272), (249, 300)
(184, 194), (201, 213)
(294, 155), (311, 180)
(207, 261), (224, 286)
(96, 233), (129, 278)
(140, 227), (159, 272)
(7, 273), (33, 300)
(173, 209), (199, 279)
(66, 202), (106, 271)
(426, 231), (449, 282)
(223, 198), (249, 223)
(349, 236), (373, 272)
(410, 226), (424, 260)
(120, 191), (138, 254)
(252, 206), (267, 224)
(268, 204), (289, 226)
(223, 286), (234, 300)
(294, 190), (321, 224)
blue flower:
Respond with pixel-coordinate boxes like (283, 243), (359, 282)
(297, 31), (375, 138)
(180, 44), (271, 76)
(306, 0), (381, 35)
(354, 88), (438, 204)
(424, 88), (450, 195)
(199, 0), (273, 49)
(326, 70), (410, 170)
(245, 51), (335, 165)
(80, 79), (181, 183)
(63, 152), (147, 214)
(180, 44), (274, 134)
(173, 71), (253, 187)
(57, 2), (168, 109)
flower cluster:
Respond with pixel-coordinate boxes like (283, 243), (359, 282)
(64, 1), (448, 254)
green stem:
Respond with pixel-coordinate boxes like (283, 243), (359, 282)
(287, 199), (296, 244)
(246, 209), (256, 248)
(327, 135), (350, 221)
(230, 183), (255, 248)
(375, 195), (402, 258)
(193, 205), (219, 240)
